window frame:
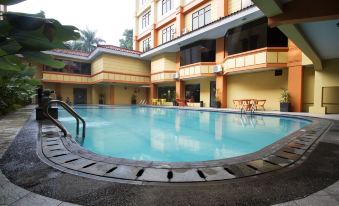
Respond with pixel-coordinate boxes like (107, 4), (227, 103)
(191, 5), (211, 31)
(162, 0), (173, 15)
(161, 24), (175, 44)
(142, 37), (151, 52)
(142, 11), (151, 29)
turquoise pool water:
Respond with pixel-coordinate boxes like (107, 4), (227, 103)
(59, 106), (310, 162)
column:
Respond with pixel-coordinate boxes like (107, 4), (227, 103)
(309, 69), (326, 114)
(287, 40), (303, 112)
(149, 83), (157, 104)
(175, 6), (184, 37)
(110, 85), (115, 105)
(216, 75), (227, 108)
(176, 80), (185, 100)
(216, 0), (228, 19)
(151, 24), (158, 48)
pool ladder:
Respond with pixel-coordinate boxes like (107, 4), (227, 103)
(44, 100), (86, 140)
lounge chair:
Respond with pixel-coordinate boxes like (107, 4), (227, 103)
(256, 100), (266, 111)
(176, 99), (187, 106)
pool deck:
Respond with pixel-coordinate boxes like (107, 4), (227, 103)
(1, 105), (339, 205)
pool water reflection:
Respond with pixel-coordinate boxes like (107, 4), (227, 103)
(59, 106), (310, 162)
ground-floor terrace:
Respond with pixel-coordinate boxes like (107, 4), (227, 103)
(42, 64), (339, 114)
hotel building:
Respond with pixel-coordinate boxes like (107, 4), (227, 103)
(37, 0), (339, 114)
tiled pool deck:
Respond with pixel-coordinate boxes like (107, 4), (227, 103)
(1, 105), (339, 205)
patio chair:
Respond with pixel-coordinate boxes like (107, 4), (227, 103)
(233, 100), (242, 109)
(160, 99), (166, 105)
(152, 99), (158, 105)
(176, 99), (187, 106)
(256, 100), (266, 111)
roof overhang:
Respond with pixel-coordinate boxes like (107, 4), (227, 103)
(252, 0), (339, 70)
(140, 6), (264, 60)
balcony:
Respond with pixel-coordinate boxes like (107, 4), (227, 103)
(223, 47), (288, 74)
(179, 62), (216, 79)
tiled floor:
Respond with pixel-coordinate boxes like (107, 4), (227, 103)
(0, 106), (79, 206)
(1, 105), (339, 205)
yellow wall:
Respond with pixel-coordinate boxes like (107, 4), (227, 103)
(92, 54), (150, 76)
(43, 83), (92, 104)
(310, 59), (339, 114)
(151, 53), (177, 73)
(227, 69), (288, 110)
(302, 67), (315, 112)
(114, 85), (147, 105)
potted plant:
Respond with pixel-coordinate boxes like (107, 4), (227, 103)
(215, 89), (221, 108)
(171, 92), (177, 106)
(280, 88), (290, 112)
(131, 94), (137, 105)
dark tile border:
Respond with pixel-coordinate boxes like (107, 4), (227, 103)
(37, 107), (333, 184)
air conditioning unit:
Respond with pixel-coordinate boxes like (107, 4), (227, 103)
(213, 65), (223, 73)
(172, 72), (180, 80)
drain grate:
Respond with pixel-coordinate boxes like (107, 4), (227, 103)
(246, 164), (258, 171)
(197, 170), (206, 179)
(167, 171), (173, 180)
(136, 169), (144, 177)
(224, 167), (235, 175)
(52, 154), (67, 158)
(64, 158), (79, 163)
(82, 163), (96, 168)
(106, 167), (117, 174)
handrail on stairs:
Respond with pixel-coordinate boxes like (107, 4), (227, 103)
(44, 100), (86, 138)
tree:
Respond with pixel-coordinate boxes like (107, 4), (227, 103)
(68, 28), (105, 52)
(119, 29), (133, 50)
(0, 0), (80, 114)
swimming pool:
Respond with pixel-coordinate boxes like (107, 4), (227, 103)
(59, 106), (310, 162)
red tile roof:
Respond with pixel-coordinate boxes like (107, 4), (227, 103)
(51, 49), (90, 57)
(97, 45), (142, 55)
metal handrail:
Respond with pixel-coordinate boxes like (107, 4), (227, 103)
(44, 100), (86, 138)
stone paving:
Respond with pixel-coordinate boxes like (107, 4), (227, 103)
(1, 105), (339, 205)
(0, 106), (79, 206)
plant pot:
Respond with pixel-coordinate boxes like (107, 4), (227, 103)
(216, 101), (221, 108)
(172, 101), (177, 106)
(131, 100), (137, 105)
(280, 102), (290, 112)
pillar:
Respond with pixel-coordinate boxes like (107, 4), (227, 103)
(309, 69), (326, 114)
(151, 24), (158, 48)
(176, 80), (185, 100)
(216, 0), (228, 19)
(110, 85), (115, 105)
(175, 6), (185, 37)
(216, 75), (227, 108)
(287, 40), (303, 112)
(149, 83), (157, 103)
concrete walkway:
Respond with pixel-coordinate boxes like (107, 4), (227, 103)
(0, 106), (78, 206)
(0, 106), (339, 205)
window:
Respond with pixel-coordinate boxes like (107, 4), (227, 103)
(225, 18), (287, 55)
(142, 11), (151, 29)
(157, 86), (176, 102)
(162, 0), (173, 15)
(142, 37), (151, 52)
(185, 84), (200, 103)
(192, 5), (211, 30)
(44, 60), (91, 75)
(162, 24), (175, 44)
(180, 40), (216, 66)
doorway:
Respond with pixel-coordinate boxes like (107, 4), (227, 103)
(73, 88), (87, 104)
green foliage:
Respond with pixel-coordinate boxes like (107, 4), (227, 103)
(67, 28), (105, 52)
(280, 88), (290, 103)
(119, 29), (133, 50)
(0, 0), (80, 114)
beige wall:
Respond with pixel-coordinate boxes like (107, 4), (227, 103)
(92, 54), (150, 76)
(227, 69), (288, 110)
(151, 53), (177, 73)
(302, 67), (315, 112)
(114, 85), (147, 105)
(43, 83), (92, 104)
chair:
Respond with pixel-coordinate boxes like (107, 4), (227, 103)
(233, 100), (242, 109)
(256, 100), (266, 111)
(176, 99), (187, 106)
(152, 99), (158, 105)
(160, 99), (166, 105)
